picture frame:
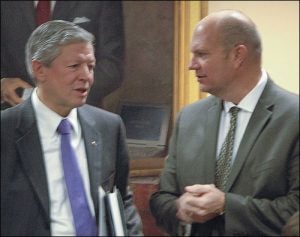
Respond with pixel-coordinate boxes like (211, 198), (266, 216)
(119, 1), (208, 177)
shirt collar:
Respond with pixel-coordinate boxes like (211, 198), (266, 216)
(31, 88), (79, 137)
(223, 69), (268, 113)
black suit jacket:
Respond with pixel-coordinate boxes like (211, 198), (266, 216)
(1, 1), (124, 107)
(1, 100), (143, 236)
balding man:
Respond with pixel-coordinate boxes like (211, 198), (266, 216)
(150, 10), (299, 236)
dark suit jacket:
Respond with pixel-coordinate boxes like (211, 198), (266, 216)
(1, 100), (143, 236)
(1, 1), (124, 107)
(150, 79), (299, 236)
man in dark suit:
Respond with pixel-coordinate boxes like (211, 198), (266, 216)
(150, 10), (299, 236)
(1, 1), (124, 109)
(1, 20), (142, 236)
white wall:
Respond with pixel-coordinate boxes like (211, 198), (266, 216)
(208, 1), (299, 94)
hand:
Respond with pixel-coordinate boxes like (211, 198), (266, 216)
(176, 191), (198, 224)
(176, 184), (225, 224)
(1, 78), (32, 106)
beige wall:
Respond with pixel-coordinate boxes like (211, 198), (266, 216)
(208, 1), (299, 94)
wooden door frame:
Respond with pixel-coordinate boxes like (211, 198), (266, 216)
(173, 1), (208, 123)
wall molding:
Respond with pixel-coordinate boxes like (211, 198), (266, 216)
(173, 1), (208, 123)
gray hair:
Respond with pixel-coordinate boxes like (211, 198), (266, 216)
(25, 20), (95, 79)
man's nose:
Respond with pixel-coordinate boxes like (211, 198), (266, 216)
(188, 57), (199, 70)
(79, 64), (93, 80)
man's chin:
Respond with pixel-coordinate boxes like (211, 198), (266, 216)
(199, 84), (210, 93)
(73, 98), (87, 108)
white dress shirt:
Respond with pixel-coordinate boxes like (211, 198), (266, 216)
(31, 88), (95, 236)
(217, 69), (268, 164)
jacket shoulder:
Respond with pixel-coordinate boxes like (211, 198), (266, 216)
(180, 95), (219, 115)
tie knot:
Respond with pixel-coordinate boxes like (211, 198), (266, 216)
(229, 106), (240, 117)
(57, 119), (72, 135)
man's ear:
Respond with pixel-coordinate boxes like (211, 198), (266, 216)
(32, 60), (47, 82)
(232, 44), (248, 69)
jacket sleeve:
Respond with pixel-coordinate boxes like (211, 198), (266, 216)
(149, 112), (183, 235)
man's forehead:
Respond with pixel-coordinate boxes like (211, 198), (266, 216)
(192, 24), (212, 42)
(59, 42), (94, 53)
(55, 43), (95, 61)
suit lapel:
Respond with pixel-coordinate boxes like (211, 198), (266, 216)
(78, 108), (103, 214)
(200, 99), (222, 184)
(16, 103), (104, 223)
(16, 101), (50, 223)
(226, 80), (274, 191)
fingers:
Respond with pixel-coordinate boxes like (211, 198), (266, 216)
(5, 91), (22, 106)
(176, 208), (194, 224)
(176, 184), (225, 224)
(1, 78), (33, 106)
(185, 184), (215, 195)
(176, 192), (197, 223)
(176, 200), (218, 224)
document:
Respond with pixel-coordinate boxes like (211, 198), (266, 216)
(98, 186), (128, 236)
(98, 186), (108, 236)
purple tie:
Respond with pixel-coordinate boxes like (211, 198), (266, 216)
(57, 119), (98, 236)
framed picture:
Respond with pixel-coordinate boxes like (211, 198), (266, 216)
(115, 1), (208, 177)
(130, 157), (166, 177)
(118, 102), (170, 177)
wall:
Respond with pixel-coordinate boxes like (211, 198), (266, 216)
(104, 1), (174, 113)
(208, 1), (299, 94)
